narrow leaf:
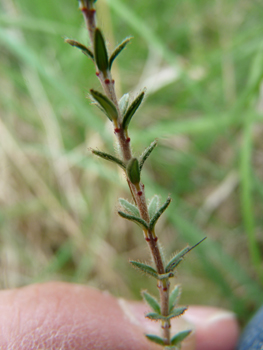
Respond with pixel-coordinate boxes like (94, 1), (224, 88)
(119, 93), (130, 116)
(118, 211), (148, 230)
(90, 89), (118, 121)
(94, 28), (109, 74)
(171, 330), (192, 346)
(165, 237), (206, 273)
(139, 140), (157, 170)
(146, 312), (165, 320)
(148, 195), (160, 220)
(169, 285), (181, 313)
(91, 149), (125, 169)
(145, 334), (165, 346)
(165, 249), (188, 273)
(142, 291), (161, 314)
(65, 39), (94, 60)
(126, 158), (140, 184)
(168, 306), (187, 319)
(146, 307), (187, 321)
(149, 196), (171, 231)
(119, 198), (140, 217)
(122, 91), (145, 131)
(109, 37), (132, 69)
(130, 261), (158, 279)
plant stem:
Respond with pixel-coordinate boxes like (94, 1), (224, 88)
(79, 1), (97, 47)
(80, 2), (171, 345)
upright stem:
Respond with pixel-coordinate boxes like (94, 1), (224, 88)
(79, 1), (96, 47)
(80, 2), (171, 344)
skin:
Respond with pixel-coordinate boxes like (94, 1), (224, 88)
(0, 282), (240, 350)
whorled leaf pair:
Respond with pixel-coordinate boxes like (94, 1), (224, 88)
(65, 29), (144, 134)
(143, 287), (191, 348)
(91, 140), (157, 190)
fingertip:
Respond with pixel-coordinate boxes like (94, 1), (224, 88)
(0, 283), (240, 350)
(0, 282), (160, 349)
(183, 306), (240, 350)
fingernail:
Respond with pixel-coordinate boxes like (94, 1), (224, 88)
(182, 306), (236, 327)
(206, 311), (236, 325)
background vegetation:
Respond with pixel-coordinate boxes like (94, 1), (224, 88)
(0, 0), (263, 327)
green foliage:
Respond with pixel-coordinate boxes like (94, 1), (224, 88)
(119, 93), (130, 115)
(1, 0), (263, 347)
(146, 306), (187, 320)
(149, 196), (171, 231)
(94, 28), (109, 74)
(145, 334), (164, 345)
(92, 150), (126, 169)
(122, 91), (145, 131)
(65, 39), (94, 60)
(126, 158), (141, 185)
(130, 261), (158, 279)
(118, 211), (148, 230)
(119, 198), (140, 217)
(90, 89), (118, 121)
(109, 37), (132, 69)
(142, 290), (161, 313)
(165, 237), (206, 273)
(139, 140), (158, 170)
(170, 330), (192, 346)
(145, 334), (165, 346)
(169, 285), (181, 313)
(148, 195), (160, 220)
(168, 306), (187, 318)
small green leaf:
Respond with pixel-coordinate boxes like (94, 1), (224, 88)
(65, 39), (94, 60)
(109, 37), (132, 69)
(165, 249), (188, 273)
(119, 93), (130, 116)
(149, 196), (171, 231)
(90, 89), (118, 121)
(91, 150), (126, 169)
(146, 312), (165, 320)
(148, 195), (160, 220)
(119, 198), (140, 217)
(139, 140), (157, 170)
(118, 211), (148, 230)
(171, 330), (192, 345)
(142, 291), (161, 314)
(169, 285), (181, 313)
(126, 158), (140, 184)
(130, 261), (158, 279)
(94, 28), (109, 74)
(146, 307), (187, 320)
(145, 334), (165, 346)
(165, 237), (206, 273)
(122, 91), (145, 131)
(168, 306), (187, 319)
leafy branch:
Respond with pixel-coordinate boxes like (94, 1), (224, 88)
(66, 0), (205, 347)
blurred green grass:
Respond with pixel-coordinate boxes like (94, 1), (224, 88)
(0, 0), (263, 326)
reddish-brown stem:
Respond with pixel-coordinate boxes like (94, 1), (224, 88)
(130, 182), (171, 344)
(81, 5), (171, 345)
(79, 2), (96, 46)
